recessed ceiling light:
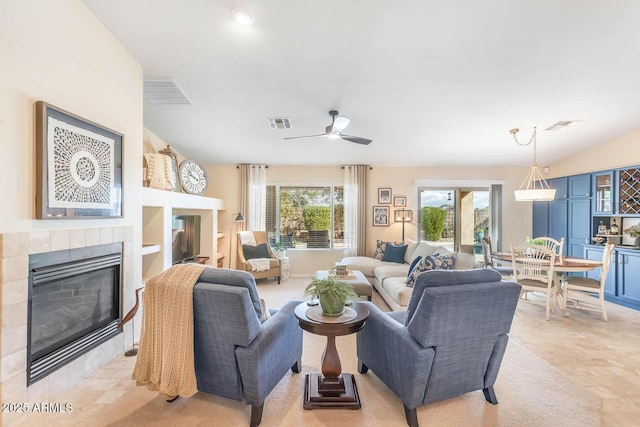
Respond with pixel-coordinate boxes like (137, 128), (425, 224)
(232, 7), (254, 26)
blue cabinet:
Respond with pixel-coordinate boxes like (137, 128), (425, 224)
(548, 200), (567, 252)
(568, 198), (591, 258)
(532, 202), (548, 238)
(584, 245), (616, 296)
(569, 174), (591, 198)
(592, 170), (615, 215)
(549, 177), (568, 200)
(617, 249), (640, 304)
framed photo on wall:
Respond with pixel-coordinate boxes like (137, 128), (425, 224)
(373, 206), (390, 227)
(35, 101), (123, 219)
(378, 188), (392, 204)
(393, 196), (407, 207)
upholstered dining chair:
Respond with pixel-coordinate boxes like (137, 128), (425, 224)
(236, 231), (282, 284)
(481, 236), (513, 278)
(192, 268), (302, 426)
(356, 269), (521, 427)
(561, 243), (614, 321)
(510, 243), (557, 320)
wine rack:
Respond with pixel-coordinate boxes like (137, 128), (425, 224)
(618, 167), (640, 214)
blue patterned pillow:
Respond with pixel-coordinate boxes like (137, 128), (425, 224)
(373, 240), (399, 260)
(405, 253), (457, 287)
(407, 256), (423, 277)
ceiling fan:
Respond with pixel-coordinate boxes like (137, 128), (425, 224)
(283, 110), (372, 145)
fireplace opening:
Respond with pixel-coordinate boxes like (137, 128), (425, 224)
(28, 243), (122, 385)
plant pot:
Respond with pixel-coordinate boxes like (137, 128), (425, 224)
(274, 249), (286, 258)
(634, 237), (640, 247)
(319, 293), (345, 317)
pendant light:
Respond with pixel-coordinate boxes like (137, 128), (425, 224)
(511, 127), (556, 202)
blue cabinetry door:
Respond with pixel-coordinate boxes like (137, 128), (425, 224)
(584, 246), (616, 296)
(549, 177), (568, 200)
(568, 199), (591, 257)
(617, 250), (640, 304)
(532, 201), (549, 238)
(592, 170), (615, 215)
(569, 174), (591, 198)
(548, 200), (567, 251)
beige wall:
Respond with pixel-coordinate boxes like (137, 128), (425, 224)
(548, 129), (640, 178)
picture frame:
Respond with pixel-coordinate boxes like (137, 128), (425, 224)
(36, 101), (123, 219)
(373, 206), (390, 227)
(393, 196), (407, 207)
(378, 188), (392, 204)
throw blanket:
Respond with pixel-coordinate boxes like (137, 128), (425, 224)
(248, 258), (271, 272)
(239, 231), (257, 246)
(132, 263), (208, 399)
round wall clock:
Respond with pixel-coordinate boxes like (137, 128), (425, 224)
(179, 160), (208, 195)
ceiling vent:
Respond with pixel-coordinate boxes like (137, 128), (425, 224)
(266, 117), (292, 129)
(143, 78), (192, 105)
(545, 120), (581, 131)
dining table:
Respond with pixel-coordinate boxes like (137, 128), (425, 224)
(489, 251), (603, 316)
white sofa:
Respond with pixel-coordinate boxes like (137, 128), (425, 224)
(340, 240), (479, 310)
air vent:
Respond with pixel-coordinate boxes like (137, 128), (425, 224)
(545, 120), (581, 131)
(267, 117), (292, 129)
(143, 78), (192, 105)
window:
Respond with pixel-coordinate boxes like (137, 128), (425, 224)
(266, 185), (344, 249)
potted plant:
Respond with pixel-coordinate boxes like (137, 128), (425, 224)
(271, 240), (288, 258)
(304, 277), (358, 317)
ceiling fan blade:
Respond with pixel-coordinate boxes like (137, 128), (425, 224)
(283, 134), (326, 140)
(340, 134), (372, 145)
(331, 116), (350, 134)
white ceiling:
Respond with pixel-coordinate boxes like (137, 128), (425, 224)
(83, 0), (640, 167)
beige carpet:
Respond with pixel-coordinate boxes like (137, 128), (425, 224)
(18, 277), (602, 427)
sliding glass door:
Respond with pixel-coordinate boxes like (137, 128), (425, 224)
(418, 187), (492, 261)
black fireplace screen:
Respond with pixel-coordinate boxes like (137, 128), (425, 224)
(28, 243), (122, 384)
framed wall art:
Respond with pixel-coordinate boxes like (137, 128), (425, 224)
(378, 188), (392, 204)
(373, 206), (390, 227)
(393, 196), (407, 207)
(36, 101), (123, 219)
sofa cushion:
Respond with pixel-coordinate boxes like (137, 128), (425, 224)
(452, 252), (477, 270)
(374, 240), (400, 260)
(404, 240), (420, 263)
(405, 253), (457, 287)
(382, 243), (408, 263)
(382, 276), (414, 307)
(374, 264), (411, 284)
(340, 256), (382, 277)
(409, 242), (444, 263)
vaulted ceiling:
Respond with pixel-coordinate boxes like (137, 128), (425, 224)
(83, 0), (640, 166)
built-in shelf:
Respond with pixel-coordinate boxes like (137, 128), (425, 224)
(142, 244), (161, 255)
(142, 187), (225, 280)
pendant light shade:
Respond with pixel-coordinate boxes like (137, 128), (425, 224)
(511, 127), (556, 202)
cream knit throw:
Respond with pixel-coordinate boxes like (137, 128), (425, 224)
(132, 263), (208, 399)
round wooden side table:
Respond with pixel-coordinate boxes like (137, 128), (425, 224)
(294, 302), (369, 409)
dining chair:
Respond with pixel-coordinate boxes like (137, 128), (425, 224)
(561, 243), (614, 321)
(481, 236), (513, 278)
(510, 243), (557, 320)
(533, 237), (565, 258)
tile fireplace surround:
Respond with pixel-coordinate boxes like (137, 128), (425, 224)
(1, 226), (134, 426)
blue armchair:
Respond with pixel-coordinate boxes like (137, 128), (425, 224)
(356, 269), (521, 427)
(192, 268), (303, 426)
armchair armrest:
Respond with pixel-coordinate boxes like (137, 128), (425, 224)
(356, 302), (435, 409)
(235, 300), (303, 405)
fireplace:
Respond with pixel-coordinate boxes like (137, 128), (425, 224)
(27, 243), (122, 385)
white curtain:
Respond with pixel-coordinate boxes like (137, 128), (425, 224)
(344, 165), (367, 256)
(249, 165), (267, 231)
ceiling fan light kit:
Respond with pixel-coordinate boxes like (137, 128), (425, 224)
(511, 127), (557, 202)
(283, 110), (372, 145)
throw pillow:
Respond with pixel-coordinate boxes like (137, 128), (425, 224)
(405, 253), (457, 287)
(243, 243), (270, 260)
(407, 255), (423, 277)
(382, 243), (408, 263)
(260, 298), (271, 322)
(373, 240), (387, 260)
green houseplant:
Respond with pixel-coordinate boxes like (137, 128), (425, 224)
(304, 277), (358, 317)
(271, 240), (287, 257)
